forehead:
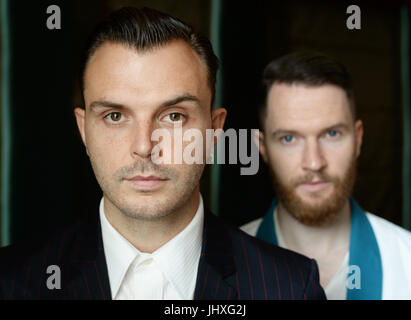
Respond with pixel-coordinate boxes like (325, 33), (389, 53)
(265, 83), (353, 131)
(83, 40), (210, 108)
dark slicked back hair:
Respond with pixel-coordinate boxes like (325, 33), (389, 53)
(259, 51), (356, 131)
(79, 6), (218, 108)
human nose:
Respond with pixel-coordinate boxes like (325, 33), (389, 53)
(130, 120), (154, 159)
(301, 139), (327, 172)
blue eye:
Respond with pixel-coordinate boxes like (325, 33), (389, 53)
(327, 130), (339, 138)
(282, 135), (294, 143)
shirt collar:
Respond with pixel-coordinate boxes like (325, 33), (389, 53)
(99, 195), (204, 299)
(99, 198), (139, 298)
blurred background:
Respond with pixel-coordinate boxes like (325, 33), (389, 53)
(0, 0), (410, 246)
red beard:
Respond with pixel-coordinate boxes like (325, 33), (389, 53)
(270, 156), (357, 226)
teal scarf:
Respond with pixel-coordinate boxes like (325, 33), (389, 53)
(256, 198), (382, 300)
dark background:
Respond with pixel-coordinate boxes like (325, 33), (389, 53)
(219, 0), (407, 227)
(1, 0), (410, 245)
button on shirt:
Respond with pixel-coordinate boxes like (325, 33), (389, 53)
(99, 196), (204, 300)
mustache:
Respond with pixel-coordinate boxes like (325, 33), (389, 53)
(291, 172), (338, 186)
(115, 159), (176, 181)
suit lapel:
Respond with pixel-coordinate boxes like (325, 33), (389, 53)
(66, 212), (112, 300)
(194, 210), (237, 300)
(63, 208), (237, 300)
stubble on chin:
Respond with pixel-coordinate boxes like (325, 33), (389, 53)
(92, 156), (205, 221)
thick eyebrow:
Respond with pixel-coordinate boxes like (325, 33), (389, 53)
(158, 94), (200, 108)
(88, 93), (200, 111)
(89, 100), (127, 111)
(271, 123), (350, 139)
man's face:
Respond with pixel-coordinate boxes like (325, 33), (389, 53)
(75, 41), (226, 220)
(258, 83), (363, 226)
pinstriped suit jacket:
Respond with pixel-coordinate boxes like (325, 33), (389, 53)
(0, 209), (325, 300)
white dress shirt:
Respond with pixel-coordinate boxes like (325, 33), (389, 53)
(99, 195), (204, 300)
(241, 207), (348, 300)
(272, 208), (348, 300)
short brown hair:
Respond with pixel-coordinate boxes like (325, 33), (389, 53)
(260, 51), (356, 129)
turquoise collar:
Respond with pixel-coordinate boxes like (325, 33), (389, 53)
(256, 197), (382, 300)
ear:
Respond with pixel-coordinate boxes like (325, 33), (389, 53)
(74, 107), (88, 155)
(354, 119), (363, 158)
(211, 107), (227, 147)
(253, 129), (268, 163)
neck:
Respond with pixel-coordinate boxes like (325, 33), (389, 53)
(277, 199), (351, 258)
(104, 188), (200, 253)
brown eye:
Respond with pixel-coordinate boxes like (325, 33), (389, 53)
(168, 113), (183, 122)
(108, 112), (122, 122)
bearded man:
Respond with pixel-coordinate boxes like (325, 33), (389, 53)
(242, 51), (411, 300)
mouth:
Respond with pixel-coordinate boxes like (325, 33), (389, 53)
(298, 180), (330, 193)
(125, 175), (169, 190)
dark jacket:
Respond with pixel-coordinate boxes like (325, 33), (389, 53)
(0, 209), (325, 300)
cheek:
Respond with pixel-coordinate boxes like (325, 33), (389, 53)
(267, 146), (300, 179)
(326, 151), (353, 174)
(180, 126), (209, 158)
(85, 125), (128, 172)
(322, 142), (356, 175)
